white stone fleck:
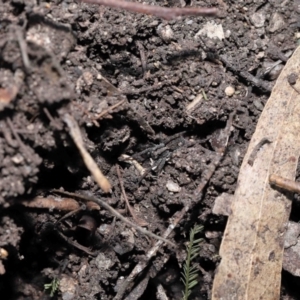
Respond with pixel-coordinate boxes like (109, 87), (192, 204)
(268, 12), (286, 33)
(195, 21), (225, 40)
(225, 86), (235, 97)
(166, 180), (181, 193)
(250, 12), (266, 28)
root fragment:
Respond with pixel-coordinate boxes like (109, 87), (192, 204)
(63, 114), (111, 193)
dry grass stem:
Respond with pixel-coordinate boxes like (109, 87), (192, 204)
(95, 99), (126, 120)
(116, 165), (148, 227)
(52, 189), (175, 247)
(269, 174), (300, 194)
(16, 28), (31, 71)
(57, 230), (97, 256)
(82, 0), (218, 20)
(63, 114), (112, 193)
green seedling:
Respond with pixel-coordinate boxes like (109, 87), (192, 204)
(44, 278), (59, 297)
(181, 224), (203, 300)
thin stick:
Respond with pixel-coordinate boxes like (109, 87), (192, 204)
(56, 205), (86, 224)
(136, 40), (147, 76)
(113, 113), (234, 300)
(82, 0), (218, 20)
(116, 165), (148, 226)
(95, 99), (126, 120)
(194, 112), (234, 196)
(219, 55), (272, 92)
(0, 120), (18, 148)
(52, 189), (175, 247)
(122, 81), (164, 95)
(16, 28), (31, 71)
(43, 107), (62, 130)
(63, 114), (112, 193)
(56, 230), (97, 256)
(6, 117), (31, 161)
(269, 174), (300, 194)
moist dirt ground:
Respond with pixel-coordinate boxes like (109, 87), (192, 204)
(0, 0), (300, 299)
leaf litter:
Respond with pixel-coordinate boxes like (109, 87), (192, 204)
(213, 46), (300, 300)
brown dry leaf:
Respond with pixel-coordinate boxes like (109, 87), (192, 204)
(212, 46), (300, 300)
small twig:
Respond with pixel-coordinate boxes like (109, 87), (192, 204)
(56, 205), (87, 225)
(82, 0), (218, 20)
(113, 113), (234, 300)
(201, 88), (208, 101)
(16, 27), (31, 72)
(290, 84), (300, 94)
(114, 207), (187, 300)
(6, 117), (31, 160)
(63, 114), (111, 193)
(43, 107), (62, 130)
(6, 118), (23, 146)
(95, 99), (126, 120)
(0, 121), (18, 148)
(102, 216), (116, 242)
(136, 40), (147, 76)
(219, 55), (272, 92)
(21, 196), (99, 211)
(56, 230), (97, 256)
(51, 189), (175, 247)
(122, 81), (164, 95)
(125, 273), (151, 299)
(126, 106), (155, 136)
(194, 112), (234, 196)
(20, 196), (81, 211)
(116, 165), (148, 227)
(269, 174), (300, 194)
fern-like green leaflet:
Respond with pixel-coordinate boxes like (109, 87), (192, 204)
(181, 224), (203, 300)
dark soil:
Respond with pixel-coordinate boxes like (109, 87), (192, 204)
(0, 0), (299, 299)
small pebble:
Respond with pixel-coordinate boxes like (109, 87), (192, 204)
(95, 253), (112, 270)
(60, 275), (78, 300)
(205, 231), (220, 239)
(0, 248), (8, 259)
(266, 64), (283, 81)
(253, 100), (264, 111)
(225, 29), (231, 38)
(225, 86), (235, 97)
(82, 71), (93, 86)
(208, 244), (216, 252)
(157, 24), (174, 43)
(268, 12), (286, 33)
(250, 11), (266, 28)
(166, 180), (181, 193)
(256, 51), (265, 59)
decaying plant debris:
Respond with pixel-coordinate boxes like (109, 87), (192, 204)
(213, 45), (300, 300)
(0, 0), (300, 299)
